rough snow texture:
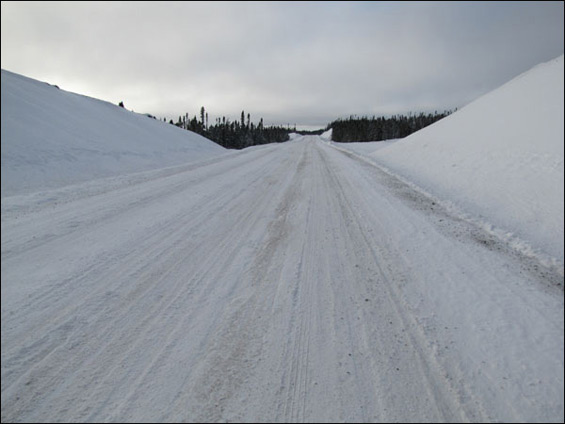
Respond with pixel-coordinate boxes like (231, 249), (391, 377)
(369, 55), (564, 265)
(1, 62), (563, 423)
(2, 138), (563, 422)
(1, 69), (226, 197)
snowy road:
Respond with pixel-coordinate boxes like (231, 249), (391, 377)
(2, 136), (563, 422)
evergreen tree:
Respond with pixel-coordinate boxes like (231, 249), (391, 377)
(159, 106), (291, 149)
(328, 111), (452, 142)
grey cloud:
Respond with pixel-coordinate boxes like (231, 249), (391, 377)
(2, 1), (563, 128)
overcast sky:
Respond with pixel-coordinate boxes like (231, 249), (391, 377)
(2, 1), (563, 129)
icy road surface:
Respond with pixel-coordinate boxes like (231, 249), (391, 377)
(2, 137), (563, 422)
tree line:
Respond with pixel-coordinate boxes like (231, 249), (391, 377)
(165, 107), (290, 149)
(328, 111), (452, 143)
(150, 103), (454, 148)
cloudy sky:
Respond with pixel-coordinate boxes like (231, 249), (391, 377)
(2, 1), (563, 129)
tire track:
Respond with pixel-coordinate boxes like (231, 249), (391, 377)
(2, 137), (562, 422)
(315, 141), (473, 421)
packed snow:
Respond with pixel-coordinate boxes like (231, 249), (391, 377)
(1, 69), (226, 197)
(1, 58), (563, 423)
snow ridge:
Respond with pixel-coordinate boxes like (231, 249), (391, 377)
(368, 55), (564, 266)
(1, 69), (226, 197)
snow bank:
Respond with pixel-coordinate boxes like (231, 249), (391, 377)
(371, 55), (564, 264)
(1, 70), (226, 197)
(333, 139), (400, 155)
(320, 128), (332, 140)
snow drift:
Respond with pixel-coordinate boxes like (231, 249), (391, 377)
(370, 55), (564, 265)
(1, 70), (226, 197)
